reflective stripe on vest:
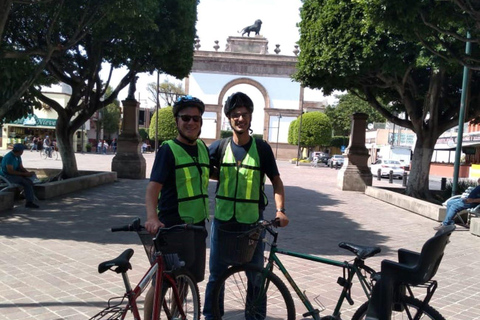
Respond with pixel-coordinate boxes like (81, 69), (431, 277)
(164, 140), (209, 223)
(215, 139), (264, 223)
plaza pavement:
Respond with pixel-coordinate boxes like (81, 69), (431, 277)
(0, 150), (479, 319)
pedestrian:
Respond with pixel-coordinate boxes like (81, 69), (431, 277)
(0, 143), (39, 208)
(43, 135), (52, 157)
(111, 138), (117, 154)
(434, 177), (480, 230)
(203, 92), (289, 319)
(102, 140), (108, 154)
(31, 136), (38, 151)
(144, 95), (209, 319)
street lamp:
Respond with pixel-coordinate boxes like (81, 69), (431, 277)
(155, 71), (160, 155)
(275, 113), (282, 159)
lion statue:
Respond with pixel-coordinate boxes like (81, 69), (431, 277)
(239, 19), (262, 37)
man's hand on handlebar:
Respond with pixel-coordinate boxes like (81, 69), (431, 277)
(274, 211), (289, 227)
(145, 217), (165, 234)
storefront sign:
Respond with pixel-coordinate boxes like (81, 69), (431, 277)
(11, 114), (56, 127)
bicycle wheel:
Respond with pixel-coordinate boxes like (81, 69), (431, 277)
(40, 150), (47, 159)
(160, 269), (200, 320)
(351, 296), (446, 320)
(212, 265), (295, 320)
(53, 150), (59, 160)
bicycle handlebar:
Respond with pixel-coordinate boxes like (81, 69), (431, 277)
(111, 217), (205, 235)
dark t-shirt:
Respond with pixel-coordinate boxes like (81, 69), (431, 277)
(149, 139), (201, 226)
(467, 185), (480, 199)
(209, 137), (279, 210)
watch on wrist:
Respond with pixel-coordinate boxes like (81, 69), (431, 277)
(276, 208), (286, 214)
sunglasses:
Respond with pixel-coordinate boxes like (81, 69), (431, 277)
(178, 115), (201, 122)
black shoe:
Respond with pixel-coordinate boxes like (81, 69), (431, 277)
(25, 202), (39, 209)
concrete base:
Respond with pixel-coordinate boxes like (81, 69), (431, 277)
(112, 154), (146, 179)
(34, 171), (117, 200)
(470, 218), (480, 236)
(337, 163), (372, 192)
(0, 192), (14, 211)
(365, 186), (446, 221)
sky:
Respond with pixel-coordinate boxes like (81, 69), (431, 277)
(107, 0), (335, 108)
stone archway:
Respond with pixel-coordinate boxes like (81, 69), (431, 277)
(215, 78), (271, 140)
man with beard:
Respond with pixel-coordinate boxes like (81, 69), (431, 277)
(144, 95), (209, 319)
(203, 92), (289, 319)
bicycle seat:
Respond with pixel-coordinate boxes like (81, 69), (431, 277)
(338, 242), (381, 260)
(98, 249), (134, 274)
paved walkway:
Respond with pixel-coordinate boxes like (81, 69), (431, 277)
(0, 151), (479, 319)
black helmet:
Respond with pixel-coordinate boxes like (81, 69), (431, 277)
(224, 92), (254, 117)
(172, 95), (205, 117)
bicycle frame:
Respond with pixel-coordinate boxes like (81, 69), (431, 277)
(262, 227), (374, 319)
(118, 254), (187, 320)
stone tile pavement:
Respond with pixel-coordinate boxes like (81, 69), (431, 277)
(0, 151), (479, 319)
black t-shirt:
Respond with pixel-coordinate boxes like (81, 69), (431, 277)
(209, 137), (279, 209)
(149, 139), (200, 226)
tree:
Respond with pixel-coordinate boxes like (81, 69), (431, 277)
(364, 0), (480, 70)
(20, 0), (199, 178)
(287, 112), (332, 154)
(147, 80), (185, 107)
(102, 103), (121, 138)
(149, 106), (177, 143)
(295, 0), (480, 199)
(1, 0), (118, 119)
(325, 93), (386, 136)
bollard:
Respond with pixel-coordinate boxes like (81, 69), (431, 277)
(389, 170), (393, 183)
(377, 168), (381, 181)
(402, 172), (408, 187)
(441, 177), (447, 191)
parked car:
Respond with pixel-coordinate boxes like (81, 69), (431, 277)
(327, 155), (344, 168)
(311, 152), (331, 165)
(370, 159), (405, 179)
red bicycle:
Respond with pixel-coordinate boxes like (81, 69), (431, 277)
(89, 218), (203, 320)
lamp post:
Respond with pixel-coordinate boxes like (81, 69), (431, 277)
(155, 71), (160, 155)
(275, 113), (282, 159)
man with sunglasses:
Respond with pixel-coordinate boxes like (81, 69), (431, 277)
(203, 92), (289, 319)
(144, 95), (209, 319)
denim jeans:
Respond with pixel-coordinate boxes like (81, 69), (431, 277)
(203, 217), (265, 320)
(442, 197), (474, 225)
(3, 175), (35, 202)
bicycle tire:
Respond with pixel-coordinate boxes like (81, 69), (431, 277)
(41, 150), (47, 160)
(212, 265), (295, 320)
(351, 296), (446, 320)
(160, 269), (201, 320)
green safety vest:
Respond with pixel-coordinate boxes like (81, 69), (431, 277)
(215, 139), (265, 223)
(162, 140), (209, 223)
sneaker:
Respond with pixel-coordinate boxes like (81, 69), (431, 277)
(25, 202), (39, 209)
(433, 224), (446, 231)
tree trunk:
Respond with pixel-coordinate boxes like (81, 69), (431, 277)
(56, 115), (79, 179)
(405, 137), (436, 199)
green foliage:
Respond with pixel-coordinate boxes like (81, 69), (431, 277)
(288, 112), (332, 148)
(294, 0), (480, 198)
(325, 93), (386, 136)
(220, 130), (233, 138)
(330, 136), (349, 148)
(85, 143), (92, 152)
(102, 103), (121, 135)
(139, 128), (149, 141)
(149, 106), (177, 142)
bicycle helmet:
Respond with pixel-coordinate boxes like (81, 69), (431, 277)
(172, 95), (205, 117)
(224, 92), (254, 117)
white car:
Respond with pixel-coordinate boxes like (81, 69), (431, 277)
(370, 159), (405, 179)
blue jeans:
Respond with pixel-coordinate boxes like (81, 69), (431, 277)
(203, 217), (265, 320)
(442, 197), (474, 225)
(3, 175), (35, 202)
